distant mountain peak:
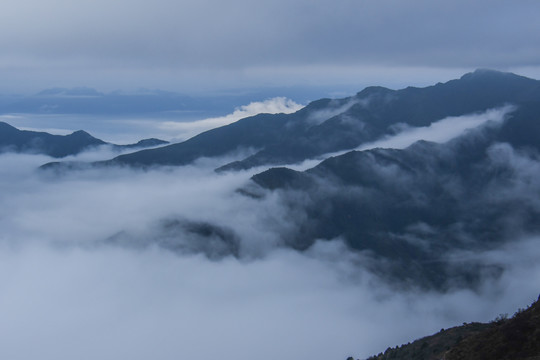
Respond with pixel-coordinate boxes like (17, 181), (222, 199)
(36, 87), (103, 97)
(356, 85), (394, 97)
(132, 138), (169, 146)
(70, 130), (94, 138)
(472, 68), (504, 75)
(460, 68), (523, 81)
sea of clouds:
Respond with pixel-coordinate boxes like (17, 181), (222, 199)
(0, 102), (539, 360)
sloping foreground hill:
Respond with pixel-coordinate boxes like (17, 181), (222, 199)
(362, 294), (540, 360)
(97, 69), (540, 170)
(249, 100), (540, 288)
(0, 121), (168, 158)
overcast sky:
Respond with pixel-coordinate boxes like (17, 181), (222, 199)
(1, 0), (539, 94)
(2, 3), (540, 359)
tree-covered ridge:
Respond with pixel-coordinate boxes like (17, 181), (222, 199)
(361, 294), (540, 360)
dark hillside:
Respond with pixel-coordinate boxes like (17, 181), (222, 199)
(98, 70), (540, 170)
(363, 295), (540, 360)
(250, 100), (540, 288)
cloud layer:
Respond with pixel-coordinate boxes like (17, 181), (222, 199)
(358, 105), (515, 151)
(1, 0), (539, 92)
(1, 132), (540, 360)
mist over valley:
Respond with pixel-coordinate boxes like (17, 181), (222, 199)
(1, 70), (540, 359)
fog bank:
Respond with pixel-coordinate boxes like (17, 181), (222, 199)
(0, 148), (539, 360)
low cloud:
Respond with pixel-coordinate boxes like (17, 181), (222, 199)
(0, 235), (538, 360)
(159, 97), (303, 141)
(306, 98), (363, 126)
(1, 144), (539, 360)
(358, 105), (515, 151)
(286, 106), (515, 172)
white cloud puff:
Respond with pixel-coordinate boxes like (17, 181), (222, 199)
(159, 97), (303, 141)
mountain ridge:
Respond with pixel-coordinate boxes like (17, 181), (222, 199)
(0, 121), (168, 158)
(247, 99), (540, 288)
(84, 69), (540, 171)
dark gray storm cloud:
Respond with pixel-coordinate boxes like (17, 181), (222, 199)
(1, 0), (539, 92)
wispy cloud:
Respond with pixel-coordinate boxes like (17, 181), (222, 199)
(306, 98), (361, 126)
(286, 106), (515, 171)
(159, 97), (303, 141)
(358, 105), (515, 151)
(0, 144), (539, 359)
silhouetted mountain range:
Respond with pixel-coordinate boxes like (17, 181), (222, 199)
(30, 70), (540, 289)
(248, 99), (540, 288)
(91, 69), (540, 170)
(0, 121), (168, 157)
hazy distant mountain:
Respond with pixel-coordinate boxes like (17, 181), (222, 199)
(248, 100), (540, 288)
(114, 138), (169, 150)
(36, 87), (104, 97)
(0, 88), (201, 116)
(106, 218), (240, 260)
(100, 69), (540, 169)
(364, 294), (540, 360)
(0, 121), (168, 157)
(0, 86), (328, 117)
(31, 70), (540, 289)
(0, 122), (107, 157)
